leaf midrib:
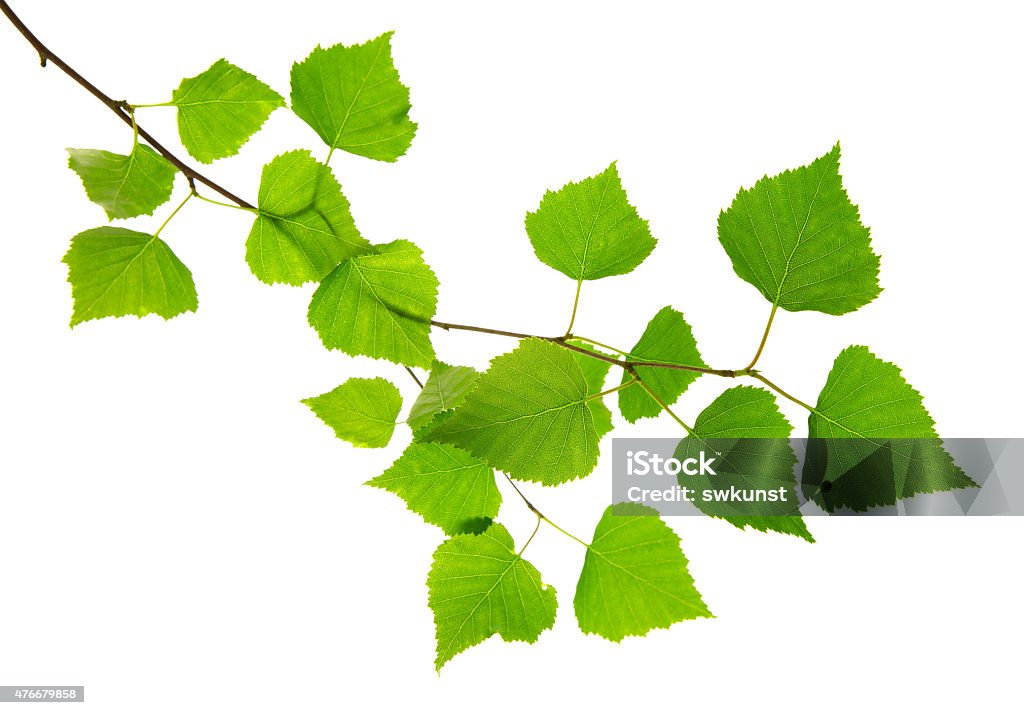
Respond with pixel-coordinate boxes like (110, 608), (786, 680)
(329, 38), (388, 151)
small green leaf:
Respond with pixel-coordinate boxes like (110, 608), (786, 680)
(307, 239), (438, 368)
(526, 162), (656, 281)
(421, 339), (599, 485)
(290, 32), (417, 162)
(67, 145), (177, 220)
(618, 306), (706, 422)
(247, 150), (370, 285)
(575, 504), (712, 642)
(63, 226), (197, 326)
(428, 522), (557, 670)
(717, 143), (881, 315)
(804, 346), (976, 510)
(170, 59), (284, 163)
(676, 386), (813, 542)
(302, 377), (402, 448)
(567, 340), (614, 439)
(367, 442), (501, 535)
(406, 362), (479, 431)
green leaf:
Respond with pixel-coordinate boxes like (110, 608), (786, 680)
(588, 400), (614, 440)
(803, 346), (976, 511)
(406, 362), (479, 431)
(525, 162), (656, 281)
(170, 59), (284, 163)
(618, 306), (706, 422)
(675, 386), (813, 542)
(367, 442), (501, 535)
(427, 523), (557, 670)
(717, 143), (881, 315)
(290, 32), (417, 162)
(302, 377), (402, 448)
(575, 504), (711, 641)
(307, 239), (438, 368)
(247, 150), (370, 285)
(67, 145), (177, 220)
(567, 340), (614, 439)
(63, 226), (197, 326)
(421, 339), (599, 485)
(567, 340), (613, 394)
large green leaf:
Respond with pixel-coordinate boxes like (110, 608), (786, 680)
(307, 240), (438, 368)
(63, 226), (197, 326)
(367, 442), (500, 535)
(302, 377), (402, 448)
(290, 32), (417, 162)
(675, 386), (813, 542)
(67, 145), (177, 219)
(247, 150), (369, 285)
(525, 162), (656, 281)
(717, 143), (880, 315)
(170, 59), (284, 163)
(428, 523), (557, 670)
(406, 362), (479, 431)
(420, 339), (600, 485)
(575, 504), (711, 641)
(618, 306), (706, 422)
(803, 346), (976, 511)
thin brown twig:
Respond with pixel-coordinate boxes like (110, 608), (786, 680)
(0, 0), (254, 209)
(404, 366), (423, 388)
(432, 319), (739, 377)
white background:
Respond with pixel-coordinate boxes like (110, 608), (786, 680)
(1, 1), (1022, 712)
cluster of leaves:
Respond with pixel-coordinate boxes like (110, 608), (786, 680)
(63, 32), (414, 325)
(45, 26), (974, 671)
(303, 145), (973, 668)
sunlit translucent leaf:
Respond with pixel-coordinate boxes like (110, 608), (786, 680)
(428, 523), (556, 670)
(675, 386), (813, 542)
(290, 32), (416, 162)
(575, 504), (711, 641)
(406, 362), (479, 431)
(308, 240), (438, 368)
(421, 339), (599, 485)
(618, 306), (705, 422)
(302, 377), (401, 448)
(63, 226), (197, 326)
(247, 150), (369, 285)
(67, 145), (176, 219)
(171, 59), (284, 163)
(717, 143), (880, 315)
(367, 442), (500, 535)
(526, 162), (656, 281)
(803, 346), (976, 511)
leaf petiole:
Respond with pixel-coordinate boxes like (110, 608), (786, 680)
(193, 192), (258, 213)
(634, 376), (695, 434)
(503, 474), (589, 547)
(565, 278), (583, 336)
(567, 334), (628, 356)
(152, 191), (194, 237)
(745, 303), (778, 371)
(516, 514), (542, 556)
(749, 371), (819, 415)
(587, 377), (636, 401)
(540, 515), (590, 548)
